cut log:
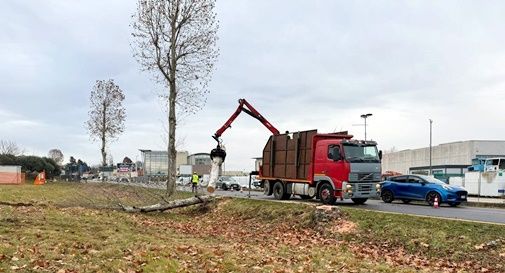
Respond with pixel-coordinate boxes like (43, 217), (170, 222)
(0, 201), (38, 207)
(119, 195), (216, 213)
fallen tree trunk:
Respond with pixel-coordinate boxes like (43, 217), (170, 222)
(0, 201), (39, 207)
(119, 195), (215, 213)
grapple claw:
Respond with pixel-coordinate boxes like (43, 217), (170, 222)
(210, 146), (226, 161)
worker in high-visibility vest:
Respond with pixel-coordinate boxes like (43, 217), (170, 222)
(191, 172), (199, 193)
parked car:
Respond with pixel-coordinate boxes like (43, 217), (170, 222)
(217, 176), (241, 191)
(381, 175), (468, 207)
(177, 176), (191, 186)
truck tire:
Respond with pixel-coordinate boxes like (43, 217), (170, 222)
(264, 180), (273, 195)
(318, 183), (336, 205)
(273, 181), (290, 200)
(351, 198), (367, 205)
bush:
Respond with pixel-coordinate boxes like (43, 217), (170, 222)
(1, 155), (61, 179)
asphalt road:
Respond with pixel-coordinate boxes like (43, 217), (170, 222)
(200, 187), (505, 225)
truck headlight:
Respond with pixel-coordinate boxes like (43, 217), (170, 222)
(346, 184), (353, 189)
(376, 183), (381, 189)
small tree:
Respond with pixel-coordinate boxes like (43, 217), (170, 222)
(0, 140), (22, 156)
(48, 148), (64, 165)
(86, 79), (126, 166)
(123, 157), (133, 164)
(132, 0), (219, 196)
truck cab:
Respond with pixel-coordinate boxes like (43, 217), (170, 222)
(314, 139), (381, 204)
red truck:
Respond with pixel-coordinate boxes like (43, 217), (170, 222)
(259, 130), (382, 204)
(211, 99), (382, 204)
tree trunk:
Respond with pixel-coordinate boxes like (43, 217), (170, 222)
(119, 195), (214, 213)
(166, 81), (177, 197)
(101, 103), (107, 167)
(166, 10), (179, 197)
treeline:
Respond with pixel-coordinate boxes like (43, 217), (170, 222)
(0, 154), (61, 178)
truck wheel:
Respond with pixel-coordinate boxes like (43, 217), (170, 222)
(263, 181), (273, 195)
(273, 181), (289, 200)
(351, 198), (367, 205)
(318, 183), (336, 205)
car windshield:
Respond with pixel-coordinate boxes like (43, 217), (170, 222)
(343, 144), (380, 163)
(220, 176), (235, 182)
(415, 175), (446, 185)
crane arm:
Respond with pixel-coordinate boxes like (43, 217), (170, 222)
(212, 98), (280, 142)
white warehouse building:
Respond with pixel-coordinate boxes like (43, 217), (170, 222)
(382, 140), (505, 181)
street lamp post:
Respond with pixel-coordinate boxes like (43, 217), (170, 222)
(429, 119), (433, 175)
(360, 113), (373, 140)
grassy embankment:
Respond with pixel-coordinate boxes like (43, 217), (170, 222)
(0, 182), (504, 273)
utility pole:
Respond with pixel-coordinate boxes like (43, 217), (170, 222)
(360, 113), (373, 140)
(429, 119), (433, 175)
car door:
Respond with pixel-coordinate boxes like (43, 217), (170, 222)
(390, 176), (408, 198)
(407, 176), (430, 200)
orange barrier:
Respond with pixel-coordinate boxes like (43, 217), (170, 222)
(0, 172), (24, 185)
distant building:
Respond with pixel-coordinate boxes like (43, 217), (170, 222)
(140, 150), (189, 176)
(188, 153), (211, 165)
(382, 140), (505, 181)
(188, 153), (212, 176)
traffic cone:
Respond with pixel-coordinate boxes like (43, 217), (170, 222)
(34, 170), (46, 185)
(433, 196), (439, 208)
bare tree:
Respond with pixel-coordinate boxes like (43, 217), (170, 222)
(86, 79), (126, 166)
(132, 0), (219, 196)
(48, 149), (64, 165)
(0, 140), (22, 156)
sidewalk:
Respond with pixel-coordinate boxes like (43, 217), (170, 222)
(467, 196), (505, 203)
(467, 196), (505, 206)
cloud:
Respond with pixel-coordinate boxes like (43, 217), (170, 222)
(1, 0), (505, 171)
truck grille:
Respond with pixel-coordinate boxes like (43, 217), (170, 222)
(357, 184), (373, 192)
(349, 172), (379, 182)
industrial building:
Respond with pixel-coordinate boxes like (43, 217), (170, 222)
(382, 140), (505, 181)
(139, 150), (212, 176)
(139, 150), (189, 176)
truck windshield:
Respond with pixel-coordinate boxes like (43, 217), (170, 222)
(343, 144), (380, 163)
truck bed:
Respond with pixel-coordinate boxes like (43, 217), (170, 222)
(261, 130), (317, 181)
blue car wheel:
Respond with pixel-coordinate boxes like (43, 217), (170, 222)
(426, 191), (441, 206)
(381, 190), (394, 203)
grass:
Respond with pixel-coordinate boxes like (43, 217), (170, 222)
(0, 182), (504, 272)
(342, 207), (505, 269)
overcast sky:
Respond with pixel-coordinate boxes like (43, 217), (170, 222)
(1, 1), (505, 171)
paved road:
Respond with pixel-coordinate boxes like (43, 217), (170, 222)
(201, 188), (505, 225)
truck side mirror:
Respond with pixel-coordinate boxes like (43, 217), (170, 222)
(379, 150), (383, 160)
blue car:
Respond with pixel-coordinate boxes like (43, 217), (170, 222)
(381, 175), (467, 207)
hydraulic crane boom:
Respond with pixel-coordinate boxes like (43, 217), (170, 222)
(210, 98), (280, 161)
(212, 98), (280, 142)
